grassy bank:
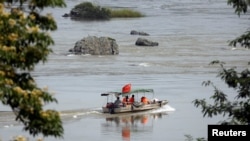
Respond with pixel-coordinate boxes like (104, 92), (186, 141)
(111, 9), (144, 18)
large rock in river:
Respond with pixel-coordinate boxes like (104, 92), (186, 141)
(69, 36), (119, 55)
(135, 38), (159, 46)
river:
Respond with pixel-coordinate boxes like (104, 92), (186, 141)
(0, 0), (249, 141)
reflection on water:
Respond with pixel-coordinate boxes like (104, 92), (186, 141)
(101, 112), (167, 141)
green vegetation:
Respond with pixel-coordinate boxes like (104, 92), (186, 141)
(227, 0), (250, 48)
(70, 2), (144, 20)
(70, 2), (111, 20)
(193, 0), (250, 125)
(111, 9), (144, 18)
(193, 61), (250, 125)
(0, 0), (66, 138)
(190, 0), (250, 140)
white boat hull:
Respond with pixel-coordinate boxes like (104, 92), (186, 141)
(102, 100), (168, 114)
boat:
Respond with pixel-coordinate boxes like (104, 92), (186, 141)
(101, 84), (168, 114)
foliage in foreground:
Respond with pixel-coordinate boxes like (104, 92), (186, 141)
(190, 0), (250, 140)
(0, 0), (66, 138)
(227, 0), (250, 49)
(193, 0), (250, 126)
(193, 61), (250, 125)
(184, 134), (206, 141)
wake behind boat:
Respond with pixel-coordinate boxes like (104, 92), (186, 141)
(101, 84), (168, 114)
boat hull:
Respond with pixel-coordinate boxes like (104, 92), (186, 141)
(102, 100), (168, 114)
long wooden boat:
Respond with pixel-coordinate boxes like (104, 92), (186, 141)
(101, 88), (168, 114)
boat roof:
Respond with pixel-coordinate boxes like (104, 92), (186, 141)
(101, 88), (154, 97)
(128, 89), (154, 94)
(101, 92), (121, 96)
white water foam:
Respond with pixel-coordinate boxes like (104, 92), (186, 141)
(139, 62), (150, 67)
(151, 104), (176, 113)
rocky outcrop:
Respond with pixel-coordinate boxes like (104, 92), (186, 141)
(69, 36), (119, 55)
(62, 2), (110, 20)
(62, 13), (70, 17)
(135, 38), (159, 46)
(130, 30), (149, 36)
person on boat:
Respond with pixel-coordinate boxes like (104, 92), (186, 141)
(141, 96), (148, 104)
(122, 96), (129, 105)
(152, 98), (159, 104)
(129, 94), (135, 104)
(114, 96), (122, 108)
(122, 96), (127, 103)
